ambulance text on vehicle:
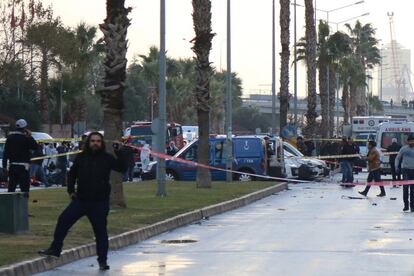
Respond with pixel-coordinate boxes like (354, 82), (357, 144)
(376, 121), (414, 174)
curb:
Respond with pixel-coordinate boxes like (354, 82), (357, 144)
(0, 183), (287, 275)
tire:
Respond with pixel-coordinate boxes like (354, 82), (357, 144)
(165, 170), (178, 181)
(234, 168), (255, 182)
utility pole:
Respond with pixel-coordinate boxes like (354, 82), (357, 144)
(225, 0), (233, 182)
(294, 0), (298, 125)
(271, 0), (276, 135)
(156, 0), (167, 196)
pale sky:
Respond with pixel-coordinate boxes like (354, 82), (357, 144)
(42, 0), (414, 98)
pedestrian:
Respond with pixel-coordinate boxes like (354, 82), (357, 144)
(387, 138), (402, 182)
(2, 119), (38, 193)
(296, 136), (307, 155)
(56, 142), (69, 186)
(121, 144), (136, 182)
(340, 137), (354, 186)
(394, 135), (414, 212)
(38, 132), (127, 271)
(359, 141), (386, 197)
(390, 99), (393, 109)
(30, 143), (50, 187)
(348, 137), (360, 181)
(167, 141), (179, 156)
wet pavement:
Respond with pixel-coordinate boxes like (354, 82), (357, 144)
(37, 174), (414, 276)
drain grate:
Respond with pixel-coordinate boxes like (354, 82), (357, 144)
(161, 239), (198, 244)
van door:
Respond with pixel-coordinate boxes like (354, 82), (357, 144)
(210, 140), (226, 180)
(176, 144), (198, 180)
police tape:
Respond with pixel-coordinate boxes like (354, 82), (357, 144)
(30, 151), (82, 161)
(304, 138), (369, 142)
(34, 135), (149, 143)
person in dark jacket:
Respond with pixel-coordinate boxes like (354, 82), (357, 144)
(296, 136), (307, 155)
(3, 119), (38, 193)
(121, 145), (136, 182)
(387, 138), (402, 181)
(39, 132), (126, 271)
(30, 143), (50, 187)
(56, 142), (69, 186)
(340, 137), (355, 185)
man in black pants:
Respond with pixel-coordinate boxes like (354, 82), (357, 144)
(39, 132), (126, 270)
(2, 119), (38, 193)
(395, 135), (414, 212)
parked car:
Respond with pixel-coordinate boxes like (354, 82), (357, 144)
(145, 136), (269, 181)
(283, 142), (329, 180)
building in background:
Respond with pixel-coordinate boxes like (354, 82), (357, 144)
(379, 42), (412, 103)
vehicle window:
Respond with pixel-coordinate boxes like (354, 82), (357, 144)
(283, 143), (304, 157)
(212, 141), (225, 164)
(131, 126), (153, 136)
(183, 145), (198, 161)
(381, 132), (414, 148)
(355, 135), (368, 147)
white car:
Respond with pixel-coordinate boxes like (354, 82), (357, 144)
(283, 142), (329, 180)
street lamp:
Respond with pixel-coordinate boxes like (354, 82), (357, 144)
(332, 13), (370, 31)
(225, 0), (233, 182)
(271, 0), (276, 135)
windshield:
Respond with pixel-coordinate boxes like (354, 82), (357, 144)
(175, 139), (197, 157)
(355, 134), (375, 147)
(283, 143), (304, 157)
(130, 126), (153, 136)
(381, 132), (414, 149)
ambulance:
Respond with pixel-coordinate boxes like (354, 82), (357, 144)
(376, 121), (414, 174)
(352, 116), (392, 155)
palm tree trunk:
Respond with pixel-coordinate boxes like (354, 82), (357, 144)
(192, 0), (214, 188)
(349, 83), (357, 118)
(329, 69), (336, 137)
(279, 0), (290, 130)
(40, 49), (49, 125)
(342, 83), (350, 125)
(356, 86), (366, 116)
(303, 0), (317, 137)
(99, 0), (131, 208)
(319, 63), (328, 138)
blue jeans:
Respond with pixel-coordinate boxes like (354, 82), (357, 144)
(402, 169), (414, 209)
(341, 160), (353, 183)
(30, 163), (49, 186)
(123, 162), (135, 182)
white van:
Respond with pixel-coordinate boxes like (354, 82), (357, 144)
(376, 121), (414, 174)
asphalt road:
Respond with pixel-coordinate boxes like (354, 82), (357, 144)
(37, 174), (414, 276)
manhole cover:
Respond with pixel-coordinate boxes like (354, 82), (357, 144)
(161, 239), (198, 244)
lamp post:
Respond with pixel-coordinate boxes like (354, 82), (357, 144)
(225, 0), (233, 182)
(271, 0), (276, 135)
(293, 0), (298, 125)
(156, 0), (167, 196)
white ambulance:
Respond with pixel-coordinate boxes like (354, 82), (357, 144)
(352, 116), (392, 155)
(376, 121), (414, 174)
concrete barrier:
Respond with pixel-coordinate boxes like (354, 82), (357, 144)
(0, 183), (287, 275)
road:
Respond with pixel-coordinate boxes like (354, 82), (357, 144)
(38, 173), (414, 276)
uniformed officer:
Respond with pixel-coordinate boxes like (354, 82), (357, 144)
(2, 119), (38, 193)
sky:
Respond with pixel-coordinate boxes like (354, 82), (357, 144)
(41, 0), (414, 98)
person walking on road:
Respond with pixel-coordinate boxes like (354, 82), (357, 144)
(387, 138), (402, 182)
(394, 135), (414, 212)
(2, 119), (38, 193)
(359, 141), (386, 197)
(38, 132), (127, 271)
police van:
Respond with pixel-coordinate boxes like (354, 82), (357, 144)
(376, 121), (414, 174)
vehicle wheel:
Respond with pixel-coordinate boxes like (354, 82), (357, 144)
(165, 170), (178, 181)
(235, 169), (255, 182)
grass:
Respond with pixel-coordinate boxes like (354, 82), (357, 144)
(0, 181), (275, 267)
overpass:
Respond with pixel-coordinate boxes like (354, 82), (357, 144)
(242, 98), (414, 121)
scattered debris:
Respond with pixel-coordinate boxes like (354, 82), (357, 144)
(277, 208), (286, 211)
(32, 199), (38, 203)
(372, 203), (377, 206)
(390, 197), (397, 200)
(161, 239), (198, 244)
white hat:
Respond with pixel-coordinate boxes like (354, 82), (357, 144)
(15, 119), (28, 129)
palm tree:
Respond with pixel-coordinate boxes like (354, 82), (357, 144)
(345, 21), (380, 116)
(99, 0), (131, 207)
(192, 0), (214, 188)
(279, 0), (290, 131)
(303, 0), (317, 137)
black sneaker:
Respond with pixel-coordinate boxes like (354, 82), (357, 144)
(99, 262), (110, 271)
(376, 193), (386, 197)
(358, 191), (367, 197)
(403, 206), (409, 212)
(38, 247), (60, 258)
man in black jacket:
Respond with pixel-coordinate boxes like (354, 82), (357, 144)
(3, 119), (38, 193)
(39, 132), (126, 271)
(388, 138), (402, 181)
